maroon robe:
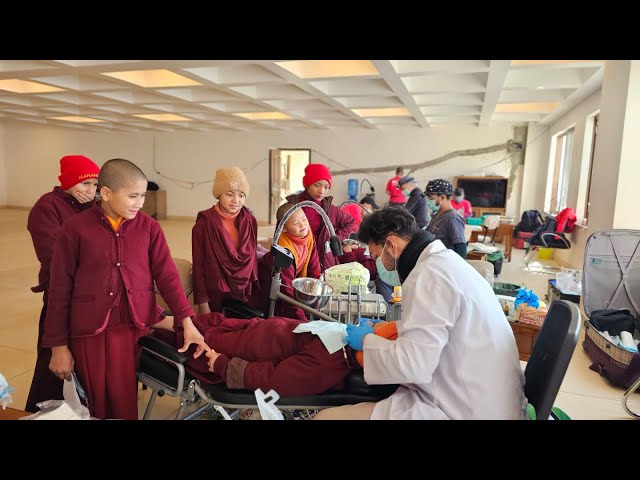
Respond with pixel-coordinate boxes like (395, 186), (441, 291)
(254, 245), (321, 321)
(163, 313), (356, 397)
(192, 206), (258, 312)
(286, 191), (356, 271)
(43, 203), (194, 420)
(25, 187), (94, 413)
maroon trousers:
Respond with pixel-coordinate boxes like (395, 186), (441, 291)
(71, 304), (145, 420)
(25, 300), (64, 413)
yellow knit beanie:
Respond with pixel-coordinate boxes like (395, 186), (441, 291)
(212, 167), (249, 198)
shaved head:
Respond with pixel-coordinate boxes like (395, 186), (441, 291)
(276, 202), (296, 225)
(98, 158), (147, 192)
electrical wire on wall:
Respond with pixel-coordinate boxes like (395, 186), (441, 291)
(150, 135), (268, 190)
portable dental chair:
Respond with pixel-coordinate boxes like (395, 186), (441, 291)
(137, 245), (399, 420)
(137, 203), (400, 420)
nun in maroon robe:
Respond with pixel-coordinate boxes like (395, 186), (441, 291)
(25, 155), (100, 413)
(192, 167), (258, 313)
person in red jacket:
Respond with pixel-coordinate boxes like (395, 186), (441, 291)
(386, 167), (406, 206)
(25, 155), (100, 413)
(450, 188), (473, 219)
(285, 163), (356, 271)
(43, 158), (209, 420)
(192, 167), (258, 314)
(256, 203), (322, 320)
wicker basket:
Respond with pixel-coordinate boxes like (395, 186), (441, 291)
(584, 321), (634, 368)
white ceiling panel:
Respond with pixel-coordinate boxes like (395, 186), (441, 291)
(0, 60), (605, 131)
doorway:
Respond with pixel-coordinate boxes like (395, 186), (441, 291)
(269, 148), (311, 224)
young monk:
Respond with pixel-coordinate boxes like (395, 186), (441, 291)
(256, 202), (321, 320)
(25, 155), (100, 413)
(286, 163), (356, 270)
(43, 158), (208, 420)
(192, 167), (258, 314)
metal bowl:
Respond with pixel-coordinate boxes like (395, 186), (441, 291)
(292, 277), (334, 309)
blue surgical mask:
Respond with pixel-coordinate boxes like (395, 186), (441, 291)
(454, 196), (463, 202)
(403, 189), (410, 197)
(376, 257), (401, 286)
(427, 198), (439, 212)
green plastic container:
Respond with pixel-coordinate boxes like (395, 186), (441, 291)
(493, 282), (521, 297)
(466, 216), (485, 226)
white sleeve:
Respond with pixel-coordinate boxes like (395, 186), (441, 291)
(363, 265), (461, 385)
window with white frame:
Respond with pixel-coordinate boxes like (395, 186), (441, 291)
(582, 115), (598, 224)
(545, 127), (574, 214)
(575, 112), (599, 226)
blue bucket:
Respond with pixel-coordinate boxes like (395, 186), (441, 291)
(347, 179), (358, 200)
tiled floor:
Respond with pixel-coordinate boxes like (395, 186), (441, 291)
(1, 207), (638, 420)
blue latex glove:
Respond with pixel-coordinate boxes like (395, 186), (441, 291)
(345, 322), (374, 351)
(358, 317), (384, 326)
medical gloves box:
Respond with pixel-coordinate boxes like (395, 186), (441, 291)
(516, 304), (548, 327)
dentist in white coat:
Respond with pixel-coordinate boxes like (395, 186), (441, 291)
(315, 207), (527, 420)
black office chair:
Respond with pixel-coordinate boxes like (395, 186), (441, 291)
(524, 215), (571, 274)
(524, 300), (581, 420)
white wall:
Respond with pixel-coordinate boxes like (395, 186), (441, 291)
(612, 61), (640, 230)
(0, 123), (6, 206)
(520, 122), (551, 214)
(2, 120), (521, 223)
(526, 91), (602, 269)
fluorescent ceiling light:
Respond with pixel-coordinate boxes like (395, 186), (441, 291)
(0, 79), (64, 93)
(510, 60), (599, 66)
(275, 60), (378, 78)
(495, 102), (560, 113)
(234, 112), (292, 120)
(133, 113), (193, 121)
(352, 107), (410, 117)
(49, 116), (105, 123)
(102, 69), (202, 88)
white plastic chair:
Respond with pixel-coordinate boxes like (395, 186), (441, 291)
(477, 214), (501, 245)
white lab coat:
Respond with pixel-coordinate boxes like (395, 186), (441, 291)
(364, 240), (527, 420)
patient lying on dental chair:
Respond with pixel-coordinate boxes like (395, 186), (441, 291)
(152, 314), (396, 397)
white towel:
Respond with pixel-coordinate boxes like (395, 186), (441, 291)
(292, 320), (347, 354)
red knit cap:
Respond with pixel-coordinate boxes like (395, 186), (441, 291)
(58, 155), (100, 191)
(302, 163), (332, 188)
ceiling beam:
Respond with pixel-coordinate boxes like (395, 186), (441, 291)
(479, 60), (511, 126)
(372, 60), (430, 128)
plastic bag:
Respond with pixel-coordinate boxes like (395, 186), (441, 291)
(0, 372), (14, 409)
(556, 268), (582, 295)
(324, 261), (370, 295)
(21, 374), (92, 420)
(255, 389), (284, 420)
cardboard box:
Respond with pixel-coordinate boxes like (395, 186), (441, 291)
(517, 304), (549, 327)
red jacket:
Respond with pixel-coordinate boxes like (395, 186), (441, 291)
(386, 176), (405, 203)
(43, 203), (195, 347)
(27, 187), (94, 293)
(450, 198), (473, 219)
(555, 207), (577, 233)
(286, 192), (356, 270)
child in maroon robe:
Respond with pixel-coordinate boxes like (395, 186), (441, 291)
(43, 158), (209, 420)
(192, 167), (258, 314)
(285, 163), (356, 271)
(25, 155), (100, 413)
(256, 203), (322, 320)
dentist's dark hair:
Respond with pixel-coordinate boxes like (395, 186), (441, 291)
(358, 206), (421, 245)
